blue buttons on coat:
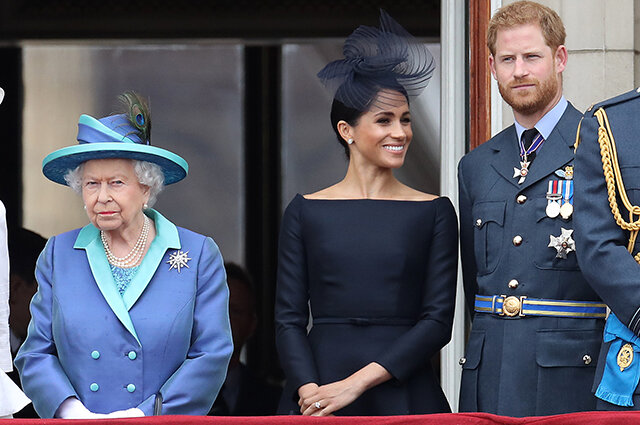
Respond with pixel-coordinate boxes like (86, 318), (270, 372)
(127, 384), (136, 393)
(90, 383), (99, 392)
(91, 350), (100, 359)
(128, 351), (137, 360)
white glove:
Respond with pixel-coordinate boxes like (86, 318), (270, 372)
(55, 397), (108, 419)
(106, 408), (145, 418)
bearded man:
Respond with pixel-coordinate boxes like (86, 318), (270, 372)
(457, 1), (604, 417)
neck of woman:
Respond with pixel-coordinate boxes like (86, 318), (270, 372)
(341, 160), (401, 199)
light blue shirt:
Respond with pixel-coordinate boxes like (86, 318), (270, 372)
(514, 96), (568, 143)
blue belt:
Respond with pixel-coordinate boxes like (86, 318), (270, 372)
(475, 294), (607, 319)
(313, 317), (415, 326)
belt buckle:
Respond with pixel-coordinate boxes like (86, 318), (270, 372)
(500, 295), (527, 317)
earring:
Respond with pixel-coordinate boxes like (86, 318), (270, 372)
(347, 138), (354, 145)
(83, 205), (87, 210)
(143, 203), (148, 209)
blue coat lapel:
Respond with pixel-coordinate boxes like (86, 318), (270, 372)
(489, 103), (582, 190)
(122, 210), (181, 310)
(490, 126), (522, 189)
(73, 209), (181, 346)
(519, 103), (582, 191)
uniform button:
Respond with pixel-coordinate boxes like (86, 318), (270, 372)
(127, 384), (136, 393)
(583, 354), (592, 365)
(128, 351), (137, 360)
(91, 350), (100, 360)
(475, 218), (483, 227)
(513, 235), (523, 246)
(459, 357), (467, 366)
(516, 194), (527, 204)
(90, 383), (99, 392)
(508, 279), (519, 289)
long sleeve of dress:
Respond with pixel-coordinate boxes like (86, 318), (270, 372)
(375, 198), (458, 382)
(274, 197), (319, 396)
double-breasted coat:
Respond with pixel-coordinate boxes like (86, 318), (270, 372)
(458, 102), (604, 416)
(14, 209), (233, 418)
(574, 88), (640, 410)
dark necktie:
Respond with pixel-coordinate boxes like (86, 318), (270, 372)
(522, 128), (540, 162)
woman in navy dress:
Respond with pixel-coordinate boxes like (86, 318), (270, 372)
(275, 11), (458, 416)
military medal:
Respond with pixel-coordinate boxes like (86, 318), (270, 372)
(514, 130), (545, 185)
(546, 180), (562, 218)
(617, 343), (634, 372)
(546, 200), (561, 218)
(513, 160), (531, 184)
(548, 228), (576, 259)
(560, 180), (574, 220)
(560, 202), (573, 220)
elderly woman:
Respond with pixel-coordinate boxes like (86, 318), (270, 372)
(275, 12), (457, 416)
(15, 92), (233, 418)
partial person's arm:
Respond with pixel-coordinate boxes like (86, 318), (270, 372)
(458, 158), (479, 315)
(574, 113), (640, 332)
(372, 198), (458, 382)
(274, 197), (321, 408)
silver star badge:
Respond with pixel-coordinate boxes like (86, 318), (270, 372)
(167, 250), (191, 273)
(513, 160), (531, 184)
(548, 228), (576, 259)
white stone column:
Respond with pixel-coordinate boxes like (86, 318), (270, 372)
(440, 0), (467, 411)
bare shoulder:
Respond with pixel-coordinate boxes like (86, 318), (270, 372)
(398, 186), (439, 201)
(303, 184), (344, 200)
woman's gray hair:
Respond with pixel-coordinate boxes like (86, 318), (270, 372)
(64, 159), (165, 208)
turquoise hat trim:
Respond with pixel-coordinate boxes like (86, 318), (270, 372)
(42, 114), (188, 186)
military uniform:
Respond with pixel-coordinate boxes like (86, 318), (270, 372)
(458, 102), (605, 417)
(574, 88), (640, 410)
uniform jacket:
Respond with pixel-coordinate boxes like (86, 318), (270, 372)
(574, 88), (640, 409)
(14, 209), (233, 418)
(458, 103), (603, 416)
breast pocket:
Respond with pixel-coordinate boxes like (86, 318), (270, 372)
(534, 196), (580, 271)
(472, 201), (505, 275)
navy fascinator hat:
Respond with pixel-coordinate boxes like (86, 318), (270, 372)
(317, 10), (435, 111)
(42, 92), (188, 186)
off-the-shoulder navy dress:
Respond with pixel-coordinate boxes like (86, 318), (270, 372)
(275, 194), (458, 415)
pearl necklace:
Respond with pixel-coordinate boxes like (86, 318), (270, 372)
(101, 215), (150, 268)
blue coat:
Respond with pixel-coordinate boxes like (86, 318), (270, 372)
(14, 209), (233, 418)
(458, 103), (604, 416)
(574, 88), (640, 409)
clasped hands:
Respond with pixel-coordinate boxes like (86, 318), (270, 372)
(297, 379), (363, 416)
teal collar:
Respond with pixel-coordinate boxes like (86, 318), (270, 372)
(74, 209), (181, 345)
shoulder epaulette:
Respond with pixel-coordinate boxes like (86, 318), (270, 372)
(585, 87), (640, 117)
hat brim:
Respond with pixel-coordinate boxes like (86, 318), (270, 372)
(42, 143), (188, 186)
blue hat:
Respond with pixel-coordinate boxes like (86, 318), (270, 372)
(42, 113), (188, 186)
